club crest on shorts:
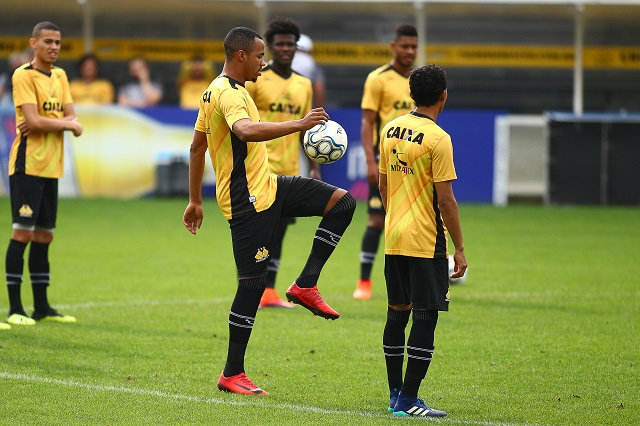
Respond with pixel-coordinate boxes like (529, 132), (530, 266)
(369, 197), (383, 209)
(19, 204), (33, 218)
(255, 247), (269, 262)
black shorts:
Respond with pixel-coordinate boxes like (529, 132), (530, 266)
(367, 182), (385, 215)
(368, 152), (384, 215)
(384, 255), (450, 311)
(280, 216), (296, 226)
(229, 175), (338, 277)
(9, 173), (58, 231)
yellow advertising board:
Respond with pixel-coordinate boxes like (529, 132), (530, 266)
(2, 36), (640, 69)
(0, 105), (210, 198)
(93, 38), (226, 62)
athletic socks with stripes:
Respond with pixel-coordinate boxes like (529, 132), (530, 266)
(5, 239), (27, 315)
(383, 307), (411, 390)
(5, 240), (53, 316)
(402, 310), (438, 398)
(296, 193), (355, 288)
(29, 241), (51, 313)
(360, 226), (382, 280)
(223, 275), (265, 377)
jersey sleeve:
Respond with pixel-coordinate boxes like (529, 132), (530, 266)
(219, 88), (251, 129)
(12, 69), (36, 107)
(431, 134), (457, 182)
(361, 73), (382, 111)
(194, 107), (206, 133)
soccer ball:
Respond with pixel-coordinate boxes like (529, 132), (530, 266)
(303, 120), (348, 164)
(448, 255), (467, 284)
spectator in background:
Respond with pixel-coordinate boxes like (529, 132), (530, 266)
(0, 51), (33, 106)
(177, 55), (216, 109)
(118, 57), (163, 107)
(69, 54), (114, 105)
(291, 34), (325, 107)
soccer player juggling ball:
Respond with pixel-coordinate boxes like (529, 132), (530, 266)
(3, 21), (82, 331)
(182, 27), (355, 396)
(245, 17), (320, 309)
(379, 64), (467, 417)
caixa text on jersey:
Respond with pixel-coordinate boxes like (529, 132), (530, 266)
(42, 101), (63, 112)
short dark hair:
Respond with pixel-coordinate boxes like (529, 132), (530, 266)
(409, 65), (447, 107)
(224, 27), (263, 59)
(32, 21), (60, 39)
(264, 17), (301, 44)
(395, 23), (418, 40)
(77, 53), (99, 72)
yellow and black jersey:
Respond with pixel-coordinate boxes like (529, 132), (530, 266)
(195, 75), (277, 220)
(69, 78), (114, 105)
(245, 65), (312, 176)
(379, 111), (457, 258)
(361, 64), (414, 152)
(9, 63), (73, 178)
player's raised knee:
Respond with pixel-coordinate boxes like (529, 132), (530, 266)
(325, 191), (356, 220)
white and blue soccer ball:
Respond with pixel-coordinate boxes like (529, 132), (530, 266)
(449, 255), (467, 284)
(303, 120), (348, 164)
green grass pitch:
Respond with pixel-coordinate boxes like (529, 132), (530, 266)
(0, 198), (638, 425)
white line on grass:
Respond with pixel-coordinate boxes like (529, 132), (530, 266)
(0, 297), (233, 314)
(55, 297), (234, 310)
(0, 372), (535, 426)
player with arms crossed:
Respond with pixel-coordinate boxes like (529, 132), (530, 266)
(245, 17), (320, 309)
(182, 27), (355, 395)
(379, 64), (467, 417)
(354, 24), (418, 300)
(2, 21), (82, 330)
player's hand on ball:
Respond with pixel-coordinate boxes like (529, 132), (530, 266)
(183, 202), (204, 235)
(300, 107), (330, 131)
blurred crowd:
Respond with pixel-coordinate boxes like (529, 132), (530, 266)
(0, 34), (325, 110)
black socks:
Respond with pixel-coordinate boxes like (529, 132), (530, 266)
(296, 193), (355, 288)
(6, 239), (27, 315)
(29, 241), (51, 313)
(383, 307), (411, 390)
(360, 226), (382, 280)
(402, 310), (438, 398)
(223, 275), (266, 377)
